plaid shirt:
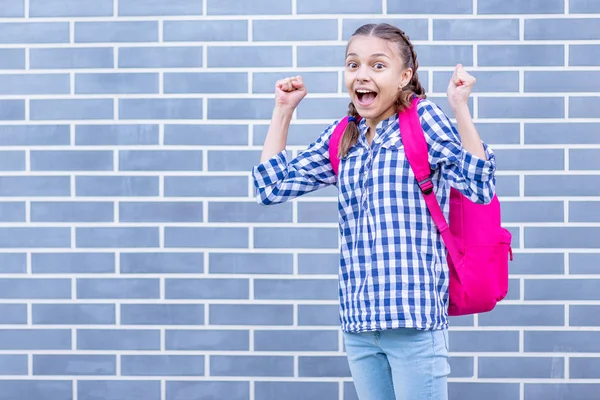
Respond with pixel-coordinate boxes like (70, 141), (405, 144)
(252, 99), (496, 333)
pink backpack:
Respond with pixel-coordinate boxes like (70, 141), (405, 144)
(329, 97), (513, 316)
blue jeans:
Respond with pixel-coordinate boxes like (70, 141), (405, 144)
(344, 328), (451, 400)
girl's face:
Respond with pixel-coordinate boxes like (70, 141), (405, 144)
(344, 35), (412, 127)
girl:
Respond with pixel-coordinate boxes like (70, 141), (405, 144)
(252, 23), (496, 400)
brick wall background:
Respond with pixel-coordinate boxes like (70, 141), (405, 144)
(0, 0), (599, 399)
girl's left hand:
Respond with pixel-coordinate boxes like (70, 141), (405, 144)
(447, 64), (476, 112)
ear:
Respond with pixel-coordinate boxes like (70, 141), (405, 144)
(400, 68), (413, 89)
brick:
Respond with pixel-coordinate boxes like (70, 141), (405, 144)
(297, 45), (345, 68)
(31, 202), (112, 223)
(0, 49), (24, 69)
(207, 0), (290, 15)
(501, 200), (564, 223)
(526, 331), (600, 353)
(479, 45), (564, 67)
(119, 98), (203, 120)
(0, 355), (28, 375)
(510, 253), (564, 275)
(120, 202), (202, 223)
(421, 44), (476, 67)
(76, 124), (158, 146)
(0, 329), (71, 350)
(255, 278), (337, 300)
(570, 305), (600, 326)
(76, 73), (157, 95)
(122, 355), (204, 376)
(298, 253), (339, 274)
(0, 125), (68, 146)
(570, 0), (600, 12)
(570, 358), (600, 378)
(300, 0), (380, 13)
(0, 22), (69, 44)
(0, 202), (25, 222)
(298, 304), (340, 326)
(297, 201), (338, 223)
(344, 382), (359, 400)
(165, 72), (246, 94)
(0, 381), (72, 400)
(433, 71), (519, 93)
(570, 97), (600, 118)
(166, 381), (249, 400)
(570, 253), (600, 275)
(570, 201), (600, 222)
(477, 123), (521, 144)
(0, 100), (24, 120)
(255, 382), (338, 400)
(479, 0), (564, 14)
(0, 228), (70, 248)
(78, 381), (160, 400)
(121, 304), (204, 325)
(254, 227), (338, 249)
(299, 356), (351, 377)
(429, 96), (473, 120)
(119, 47), (203, 68)
(0, 279), (70, 301)
(448, 331), (519, 352)
(165, 227), (248, 248)
(449, 315), (475, 327)
(165, 330), (249, 351)
(253, 123), (330, 146)
(212, 356), (293, 377)
(30, 0), (112, 17)
(32, 253), (115, 274)
(0, 74), (69, 95)
(164, 176), (248, 197)
(164, 124), (248, 146)
(450, 383), (520, 400)
(0, 176), (70, 197)
(525, 278), (600, 300)
(76, 176), (158, 197)
(434, 19), (519, 41)
(525, 175), (600, 197)
(77, 278), (159, 299)
(342, 18), (428, 41)
(120, 252), (204, 274)
(526, 71), (600, 93)
(31, 99), (113, 121)
(33, 304), (115, 325)
(119, 0), (202, 16)
(208, 201), (290, 223)
(77, 329), (160, 351)
(525, 123), (600, 144)
(208, 46), (292, 68)
(0, 304), (26, 324)
(76, 227), (159, 248)
(526, 228), (600, 249)
(570, 45), (600, 66)
(526, 18), (600, 40)
(525, 384), (600, 400)
(478, 305), (564, 326)
(0, 0), (24, 17)
(210, 304), (293, 326)
(119, 150), (203, 171)
(203, 143), (256, 167)
(254, 19), (337, 41)
(253, 72), (337, 94)
(31, 48), (113, 69)
(165, 278), (249, 299)
(208, 99), (274, 120)
(255, 330), (339, 351)
(34, 355), (115, 376)
(449, 357), (474, 378)
(479, 97), (564, 119)
(296, 98), (349, 120)
(31, 151), (113, 171)
(388, 0), (471, 13)
(0, 253), (26, 273)
(164, 20), (247, 41)
(209, 253), (292, 275)
(75, 21), (158, 43)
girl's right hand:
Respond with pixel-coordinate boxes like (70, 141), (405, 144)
(275, 75), (307, 111)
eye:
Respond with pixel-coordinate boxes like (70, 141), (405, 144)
(347, 61), (358, 69)
(373, 62), (385, 69)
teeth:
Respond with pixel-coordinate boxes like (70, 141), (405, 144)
(356, 89), (373, 94)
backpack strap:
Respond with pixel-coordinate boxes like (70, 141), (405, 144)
(399, 97), (461, 263)
(329, 117), (348, 176)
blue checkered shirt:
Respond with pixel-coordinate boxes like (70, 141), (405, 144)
(252, 99), (496, 333)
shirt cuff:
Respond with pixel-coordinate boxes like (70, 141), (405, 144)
(461, 142), (496, 183)
(252, 150), (289, 189)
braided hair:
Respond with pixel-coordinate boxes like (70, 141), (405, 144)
(339, 23), (427, 158)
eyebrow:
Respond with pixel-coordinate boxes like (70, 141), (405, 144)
(346, 52), (391, 59)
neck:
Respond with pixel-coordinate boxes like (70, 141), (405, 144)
(365, 106), (397, 132)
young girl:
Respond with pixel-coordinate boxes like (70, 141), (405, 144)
(252, 23), (496, 400)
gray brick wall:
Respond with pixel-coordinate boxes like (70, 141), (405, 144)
(0, 0), (598, 399)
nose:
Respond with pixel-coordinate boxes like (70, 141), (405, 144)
(355, 65), (371, 82)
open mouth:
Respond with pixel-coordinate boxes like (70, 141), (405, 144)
(355, 89), (377, 107)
